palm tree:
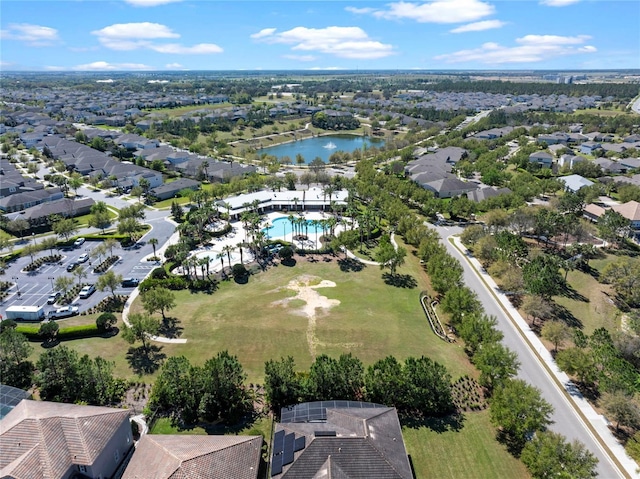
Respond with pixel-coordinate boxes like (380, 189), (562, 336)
(223, 244), (234, 267)
(217, 252), (226, 278)
(287, 214), (296, 243)
(198, 256), (209, 278)
(237, 243), (244, 264)
(149, 237), (158, 259)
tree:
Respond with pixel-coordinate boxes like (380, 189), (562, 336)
(6, 218), (30, 240)
(141, 287), (176, 321)
(117, 217), (142, 241)
(0, 328), (34, 389)
(364, 356), (406, 408)
(88, 201), (112, 233)
(458, 313), (504, 357)
(122, 313), (160, 352)
(521, 431), (598, 479)
(541, 321), (570, 352)
(305, 353), (364, 402)
(474, 343), (520, 390)
(96, 312), (117, 332)
(440, 286), (482, 328)
(148, 356), (200, 425)
(149, 237), (159, 258)
(53, 217), (78, 242)
(601, 258), (640, 307)
(522, 295), (554, 327)
(597, 209), (630, 245)
(279, 245), (294, 262)
(22, 242), (42, 264)
(171, 201), (184, 222)
(601, 391), (640, 432)
(264, 356), (303, 414)
(199, 350), (251, 424)
(97, 270), (123, 299)
(68, 172), (83, 198)
(39, 321), (59, 345)
(403, 356), (454, 415)
(555, 347), (597, 386)
(54, 275), (74, 297)
(40, 236), (58, 257)
(490, 379), (554, 454)
(73, 265), (87, 285)
(522, 254), (564, 299)
(426, 252), (464, 295)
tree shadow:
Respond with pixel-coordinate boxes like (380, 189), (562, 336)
(558, 283), (589, 302)
(233, 274), (249, 284)
(401, 412), (465, 433)
(126, 345), (166, 375)
(337, 257), (364, 272)
(281, 258), (297, 267)
(382, 272), (417, 288)
(158, 317), (183, 338)
(551, 302), (582, 328)
(496, 429), (526, 457)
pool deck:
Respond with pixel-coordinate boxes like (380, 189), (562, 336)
(173, 211), (346, 277)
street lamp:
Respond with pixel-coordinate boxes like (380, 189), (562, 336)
(32, 232), (36, 245)
(48, 276), (55, 289)
(12, 276), (21, 297)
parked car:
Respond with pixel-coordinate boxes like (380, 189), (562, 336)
(121, 278), (140, 288)
(78, 253), (89, 263)
(47, 291), (61, 304)
(50, 305), (79, 319)
(74, 237), (86, 247)
(79, 284), (96, 299)
(66, 261), (79, 272)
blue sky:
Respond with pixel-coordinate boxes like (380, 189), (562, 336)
(1, 0), (638, 71)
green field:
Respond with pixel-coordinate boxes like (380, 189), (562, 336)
(26, 250), (530, 479)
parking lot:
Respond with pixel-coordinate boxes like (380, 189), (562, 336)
(1, 239), (156, 319)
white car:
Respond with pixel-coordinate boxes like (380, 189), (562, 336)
(74, 237), (86, 247)
(78, 253), (89, 263)
(50, 306), (79, 319)
(79, 284), (96, 298)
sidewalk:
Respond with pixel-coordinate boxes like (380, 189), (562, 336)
(450, 235), (639, 478)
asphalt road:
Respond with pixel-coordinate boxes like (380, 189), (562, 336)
(429, 222), (624, 479)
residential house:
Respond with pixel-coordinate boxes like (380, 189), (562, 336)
(528, 151), (554, 168)
(0, 399), (132, 479)
(580, 141), (602, 155)
(559, 174), (594, 193)
(620, 158), (640, 171)
(115, 134), (159, 150)
(558, 154), (586, 170)
(271, 401), (412, 479)
(472, 126), (514, 140)
(150, 178), (200, 201)
(583, 200), (640, 232)
(467, 186), (512, 202)
(122, 434), (262, 479)
(422, 177), (478, 199)
(4, 197), (95, 227)
(0, 187), (64, 213)
(594, 158), (628, 174)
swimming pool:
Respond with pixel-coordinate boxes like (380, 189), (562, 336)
(263, 217), (320, 239)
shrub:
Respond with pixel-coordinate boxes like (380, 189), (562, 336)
(150, 267), (169, 279)
(96, 312), (117, 332)
(232, 263), (247, 279)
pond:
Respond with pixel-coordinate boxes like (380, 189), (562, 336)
(259, 134), (385, 164)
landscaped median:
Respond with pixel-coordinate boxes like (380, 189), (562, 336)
(16, 323), (103, 342)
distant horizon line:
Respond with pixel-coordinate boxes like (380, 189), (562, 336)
(3, 68), (640, 74)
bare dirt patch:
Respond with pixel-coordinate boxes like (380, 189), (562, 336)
(271, 275), (341, 358)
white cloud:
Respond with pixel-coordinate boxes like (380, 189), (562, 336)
(0, 23), (59, 46)
(250, 28), (277, 39)
(309, 66), (344, 70)
(124, 0), (183, 6)
(73, 61), (154, 71)
(165, 62), (183, 69)
(434, 33), (596, 64)
(150, 43), (223, 54)
(540, 0), (580, 6)
(372, 0), (495, 23)
(345, 6), (375, 14)
(252, 26), (394, 59)
(450, 19), (506, 33)
(283, 54), (316, 62)
(91, 22), (222, 54)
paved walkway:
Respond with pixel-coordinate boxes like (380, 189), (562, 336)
(450, 235), (639, 478)
(343, 232), (398, 266)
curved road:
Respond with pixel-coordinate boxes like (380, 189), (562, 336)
(429, 223), (627, 479)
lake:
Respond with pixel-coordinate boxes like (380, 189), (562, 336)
(260, 134), (385, 164)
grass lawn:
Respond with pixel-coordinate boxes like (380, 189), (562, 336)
(127, 254), (477, 384)
(552, 267), (619, 335)
(150, 415), (273, 440)
(403, 410), (530, 479)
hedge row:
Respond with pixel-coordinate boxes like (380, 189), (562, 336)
(16, 323), (102, 342)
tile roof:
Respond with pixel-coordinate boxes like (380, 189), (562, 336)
(123, 434), (262, 479)
(275, 406), (412, 479)
(0, 400), (130, 479)
(612, 200), (640, 222)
